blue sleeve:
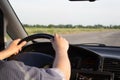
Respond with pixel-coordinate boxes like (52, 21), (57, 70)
(0, 60), (65, 80)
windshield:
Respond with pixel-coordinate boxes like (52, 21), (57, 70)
(9, 0), (120, 46)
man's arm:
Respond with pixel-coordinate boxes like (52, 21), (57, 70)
(51, 34), (71, 80)
(0, 39), (26, 60)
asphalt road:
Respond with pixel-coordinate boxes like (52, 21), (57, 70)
(62, 31), (120, 46)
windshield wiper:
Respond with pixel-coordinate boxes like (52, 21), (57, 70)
(74, 43), (106, 47)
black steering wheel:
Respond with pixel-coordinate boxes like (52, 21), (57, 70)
(9, 33), (54, 68)
(18, 33), (54, 44)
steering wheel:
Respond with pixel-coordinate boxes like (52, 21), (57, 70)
(18, 33), (54, 44)
(9, 33), (54, 68)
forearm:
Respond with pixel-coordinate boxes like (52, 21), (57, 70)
(53, 51), (71, 80)
(0, 50), (12, 60)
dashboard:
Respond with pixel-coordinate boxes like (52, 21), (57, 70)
(68, 45), (101, 71)
(77, 45), (120, 80)
(10, 42), (120, 80)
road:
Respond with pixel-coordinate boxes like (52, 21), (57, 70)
(62, 31), (120, 46)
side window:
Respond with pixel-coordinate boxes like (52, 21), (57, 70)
(4, 34), (12, 48)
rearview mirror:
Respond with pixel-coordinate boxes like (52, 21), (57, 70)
(69, 0), (96, 2)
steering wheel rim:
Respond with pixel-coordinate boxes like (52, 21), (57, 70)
(10, 33), (54, 68)
(18, 33), (54, 45)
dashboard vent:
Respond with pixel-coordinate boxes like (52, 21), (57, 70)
(103, 58), (120, 80)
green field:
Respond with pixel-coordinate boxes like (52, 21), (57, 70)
(25, 27), (119, 35)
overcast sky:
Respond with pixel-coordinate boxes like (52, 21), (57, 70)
(9, 0), (120, 26)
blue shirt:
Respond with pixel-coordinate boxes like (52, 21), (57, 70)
(0, 60), (65, 80)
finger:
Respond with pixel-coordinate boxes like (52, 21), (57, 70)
(15, 39), (21, 43)
(54, 33), (61, 40)
(19, 48), (22, 51)
(13, 50), (19, 55)
(18, 41), (27, 48)
(14, 52), (19, 55)
(54, 33), (60, 38)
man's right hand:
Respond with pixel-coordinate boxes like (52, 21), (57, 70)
(51, 34), (69, 55)
(51, 34), (71, 80)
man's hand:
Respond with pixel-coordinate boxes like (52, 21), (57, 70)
(6, 39), (26, 55)
(51, 34), (69, 55)
(0, 39), (26, 60)
(51, 34), (71, 80)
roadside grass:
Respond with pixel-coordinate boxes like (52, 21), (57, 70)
(25, 27), (119, 35)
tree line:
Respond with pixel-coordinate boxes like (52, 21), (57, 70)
(23, 24), (120, 29)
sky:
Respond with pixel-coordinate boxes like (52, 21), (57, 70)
(9, 0), (120, 26)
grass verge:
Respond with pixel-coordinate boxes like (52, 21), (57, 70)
(25, 27), (119, 35)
